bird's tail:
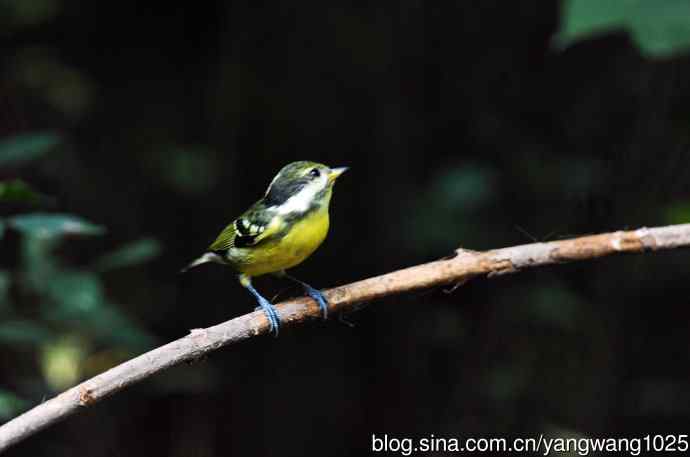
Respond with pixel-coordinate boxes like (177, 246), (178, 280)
(180, 252), (222, 273)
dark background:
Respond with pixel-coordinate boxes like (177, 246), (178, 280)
(2, 1), (690, 456)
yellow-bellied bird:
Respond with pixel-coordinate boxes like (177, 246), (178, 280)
(182, 161), (348, 335)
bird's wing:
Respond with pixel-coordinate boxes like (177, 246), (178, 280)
(208, 220), (237, 251)
(208, 202), (282, 251)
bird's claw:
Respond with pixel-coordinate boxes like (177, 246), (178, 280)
(302, 284), (329, 319)
(254, 297), (280, 337)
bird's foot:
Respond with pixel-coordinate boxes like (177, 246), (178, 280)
(253, 296), (280, 337)
(277, 272), (329, 320)
(302, 284), (329, 319)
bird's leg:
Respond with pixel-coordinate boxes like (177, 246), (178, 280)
(277, 271), (329, 319)
(239, 274), (280, 336)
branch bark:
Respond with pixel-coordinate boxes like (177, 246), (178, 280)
(2, 223), (690, 451)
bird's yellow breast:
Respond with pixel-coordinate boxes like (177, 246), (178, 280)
(228, 208), (330, 277)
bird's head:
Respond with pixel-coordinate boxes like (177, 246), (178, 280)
(263, 161), (348, 214)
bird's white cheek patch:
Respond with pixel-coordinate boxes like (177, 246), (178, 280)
(276, 185), (319, 215)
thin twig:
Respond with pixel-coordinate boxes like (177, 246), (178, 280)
(1, 223), (689, 452)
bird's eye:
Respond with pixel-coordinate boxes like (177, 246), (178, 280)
(308, 168), (321, 178)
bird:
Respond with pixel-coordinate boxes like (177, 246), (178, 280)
(181, 161), (348, 336)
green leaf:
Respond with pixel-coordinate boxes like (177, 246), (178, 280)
(0, 132), (61, 167)
(0, 389), (28, 421)
(93, 238), (162, 271)
(9, 213), (105, 238)
(0, 179), (45, 204)
(0, 320), (52, 344)
(557, 0), (690, 57)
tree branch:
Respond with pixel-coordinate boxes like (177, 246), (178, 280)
(2, 223), (690, 451)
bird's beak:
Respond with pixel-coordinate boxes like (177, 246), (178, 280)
(328, 166), (349, 183)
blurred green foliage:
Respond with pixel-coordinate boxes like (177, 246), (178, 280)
(40, 336), (87, 390)
(558, 0), (690, 56)
(0, 180), (45, 205)
(93, 238), (163, 272)
(0, 320), (52, 345)
(0, 132), (60, 168)
(0, 133), (160, 417)
(8, 213), (105, 237)
(0, 389), (28, 422)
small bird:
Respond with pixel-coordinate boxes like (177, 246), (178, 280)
(182, 161), (348, 335)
